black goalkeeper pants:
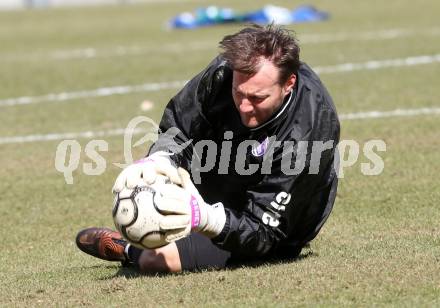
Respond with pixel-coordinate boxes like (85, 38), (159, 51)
(129, 233), (302, 272)
(175, 233), (232, 271)
(175, 234), (303, 271)
(128, 233), (232, 271)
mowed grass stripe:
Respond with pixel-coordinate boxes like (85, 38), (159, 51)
(2, 53), (440, 107)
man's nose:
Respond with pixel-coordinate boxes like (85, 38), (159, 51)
(239, 99), (254, 113)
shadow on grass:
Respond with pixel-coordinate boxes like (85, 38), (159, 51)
(226, 248), (316, 271)
(98, 248), (317, 280)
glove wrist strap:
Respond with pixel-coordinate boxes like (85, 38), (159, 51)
(190, 195), (201, 228)
(199, 202), (226, 238)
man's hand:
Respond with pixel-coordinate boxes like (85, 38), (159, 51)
(154, 168), (226, 242)
(112, 152), (181, 193)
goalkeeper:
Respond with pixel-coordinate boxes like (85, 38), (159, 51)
(76, 24), (340, 273)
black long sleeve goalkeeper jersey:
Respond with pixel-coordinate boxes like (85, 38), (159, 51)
(148, 56), (340, 259)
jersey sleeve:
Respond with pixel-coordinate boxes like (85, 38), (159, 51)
(147, 58), (221, 169)
(147, 76), (199, 170)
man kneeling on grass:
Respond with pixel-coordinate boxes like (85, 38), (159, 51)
(76, 24), (340, 273)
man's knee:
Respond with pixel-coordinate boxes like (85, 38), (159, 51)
(138, 250), (167, 273)
(138, 243), (181, 273)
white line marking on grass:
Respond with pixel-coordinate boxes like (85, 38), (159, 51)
(339, 107), (440, 120)
(2, 53), (440, 108)
(35, 28), (419, 61)
(49, 41), (214, 60)
(0, 80), (187, 107)
(0, 129), (127, 145)
(300, 27), (440, 44)
(0, 42), (215, 62)
(1, 107), (439, 145)
(314, 54), (440, 74)
(2, 27), (440, 62)
(0, 128), (149, 145)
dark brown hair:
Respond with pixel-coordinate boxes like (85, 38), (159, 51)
(219, 24), (300, 84)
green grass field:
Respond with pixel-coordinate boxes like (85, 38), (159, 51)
(1, 0), (440, 306)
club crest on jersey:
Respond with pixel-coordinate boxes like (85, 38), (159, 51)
(251, 137), (269, 157)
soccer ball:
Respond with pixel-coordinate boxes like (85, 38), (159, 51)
(112, 184), (168, 249)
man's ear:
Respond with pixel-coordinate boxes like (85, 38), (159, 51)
(283, 74), (297, 95)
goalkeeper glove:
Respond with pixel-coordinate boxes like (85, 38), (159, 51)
(112, 151), (181, 193)
(154, 167), (226, 242)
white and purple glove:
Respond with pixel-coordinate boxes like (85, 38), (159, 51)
(153, 167), (226, 242)
(112, 151), (181, 193)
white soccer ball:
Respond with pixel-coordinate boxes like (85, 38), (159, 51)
(112, 184), (168, 249)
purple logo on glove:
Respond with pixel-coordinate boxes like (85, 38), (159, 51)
(190, 195), (201, 228)
(134, 157), (154, 164)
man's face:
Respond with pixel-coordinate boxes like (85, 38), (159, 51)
(232, 59), (296, 128)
